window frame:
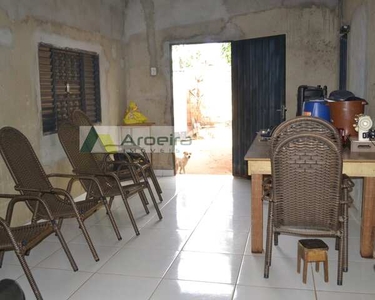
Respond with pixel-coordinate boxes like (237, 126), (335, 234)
(38, 43), (101, 135)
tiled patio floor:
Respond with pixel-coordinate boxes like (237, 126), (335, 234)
(2, 175), (375, 299)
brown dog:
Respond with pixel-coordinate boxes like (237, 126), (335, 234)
(175, 151), (192, 174)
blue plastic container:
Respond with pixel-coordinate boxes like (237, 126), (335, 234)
(302, 100), (331, 122)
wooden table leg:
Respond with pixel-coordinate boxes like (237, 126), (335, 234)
(360, 177), (375, 258)
(251, 174), (263, 253)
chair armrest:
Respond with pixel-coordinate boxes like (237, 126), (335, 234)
(0, 194), (54, 225)
(14, 186), (82, 207)
(70, 171), (129, 194)
(79, 171), (144, 193)
(47, 173), (105, 196)
(0, 217), (14, 241)
(14, 186), (54, 195)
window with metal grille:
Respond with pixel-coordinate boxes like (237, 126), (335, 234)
(38, 43), (101, 135)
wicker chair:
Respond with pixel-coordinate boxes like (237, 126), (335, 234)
(71, 110), (154, 208)
(264, 116), (354, 271)
(0, 194), (78, 300)
(71, 109), (164, 203)
(264, 133), (349, 285)
(57, 121), (163, 236)
(270, 116), (343, 153)
(0, 127), (121, 262)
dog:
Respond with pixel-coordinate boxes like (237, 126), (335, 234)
(175, 151), (192, 174)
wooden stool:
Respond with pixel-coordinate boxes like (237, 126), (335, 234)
(297, 239), (329, 283)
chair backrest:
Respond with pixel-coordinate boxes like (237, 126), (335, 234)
(58, 121), (115, 194)
(0, 127), (52, 192)
(71, 109), (108, 163)
(71, 109), (93, 127)
(270, 116), (342, 153)
(58, 121), (103, 175)
(271, 133), (342, 231)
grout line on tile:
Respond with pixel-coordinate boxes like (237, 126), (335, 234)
(145, 184), (229, 299)
(231, 233), (250, 300)
(66, 271), (97, 300)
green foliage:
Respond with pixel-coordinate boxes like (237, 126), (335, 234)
(221, 43), (231, 65)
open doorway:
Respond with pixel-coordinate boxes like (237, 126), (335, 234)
(172, 43), (232, 174)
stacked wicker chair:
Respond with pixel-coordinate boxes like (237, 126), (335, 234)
(263, 117), (347, 194)
(57, 121), (163, 236)
(0, 127), (122, 263)
(71, 109), (164, 203)
(264, 117), (354, 272)
(263, 117), (353, 285)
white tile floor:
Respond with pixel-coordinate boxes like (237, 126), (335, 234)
(2, 175), (375, 299)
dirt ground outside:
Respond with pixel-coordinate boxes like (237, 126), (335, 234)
(175, 123), (232, 175)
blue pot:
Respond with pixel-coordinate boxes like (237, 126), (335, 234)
(302, 100), (331, 122)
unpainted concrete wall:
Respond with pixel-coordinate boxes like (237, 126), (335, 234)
(0, 1), (127, 224)
(342, 0), (375, 220)
(123, 0), (340, 169)
(344, 0), (375, 119)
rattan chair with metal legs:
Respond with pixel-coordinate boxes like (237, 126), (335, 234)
(71, 109), (164, 203)
(264, 133), (349, 285)
(0, 127), (122, 262)
(0, 194), (78, 300)
(57, 121), (162, 236)
(264, 116), (354, 272)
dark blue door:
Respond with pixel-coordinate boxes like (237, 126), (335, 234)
(232, 35), (286, 177)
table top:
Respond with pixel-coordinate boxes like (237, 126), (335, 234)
(245, 133), (375, 177)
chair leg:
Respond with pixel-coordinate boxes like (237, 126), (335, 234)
(53, 222), (78, 272)
(119, 189), (140, 236)
(337, 236), (344, 285)
(264, 202), (274, 278)
(324, 252), (329, 283)
(139, 190), (150, 214)
(0, 251), (4, 267)
(148, 167), (163, 202)
(145, 179), (162, 220)
(134, 171), (149, 206)
(76, 217), (100, 261)
(57, 218), (64, 230)
(274, 232), (279, 246)
(297, 246), (301, 274)
(108, 196), (115, 210)
(103, 198), (122, 241)
(315, 262), (320, 272)
(335, 237), (339, 251)
(343, 204), (349, 272)
(302, 260), (308, 284)
(16, 251), (43, 300)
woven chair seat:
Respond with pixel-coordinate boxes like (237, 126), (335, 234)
(100, 182), (146, 198)
(26, 194), (103, 220)
(0, 222), (53, 252)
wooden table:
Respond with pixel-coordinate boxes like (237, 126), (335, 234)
(245, 134), (375, 258)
